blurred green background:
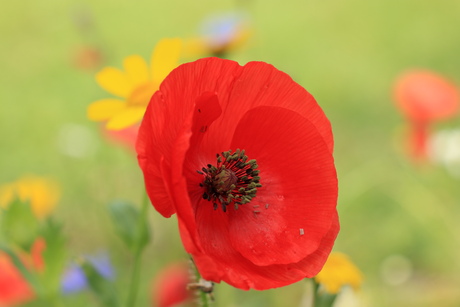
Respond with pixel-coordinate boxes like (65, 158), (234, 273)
(1, 0), (460, 306)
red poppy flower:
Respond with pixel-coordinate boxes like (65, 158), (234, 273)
(137, 57), (339, 290)
(151, 262), (193, 307)
(394, 70), (460, 159)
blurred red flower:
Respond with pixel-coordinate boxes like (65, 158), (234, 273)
(394, 70), (460, 159)
(0, 254), (34, 306)
(0, 239), (45, 306)
(151, 262), (192, 307)
(137, 57), (339, 290)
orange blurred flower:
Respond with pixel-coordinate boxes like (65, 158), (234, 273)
(0, 254), (34, 306)
(314, 252), (363, 294)
(87, 38), (182, 130)
(394, 70), (460, 160)
(73, 45), (104, 71)
(0, 239), (45, 306)
(0, 176), (60, 219)
(394, 70), (459, 122)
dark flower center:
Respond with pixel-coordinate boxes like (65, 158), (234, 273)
(197, 149), (261, 212)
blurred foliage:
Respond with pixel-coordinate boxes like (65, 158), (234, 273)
(108, 200), (150, 252)
(1, 0), (460, 306)
(1, 199), (39, 251)
(81, 259), (120, 307)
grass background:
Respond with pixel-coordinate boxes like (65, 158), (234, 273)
(1, 0), (460, 306)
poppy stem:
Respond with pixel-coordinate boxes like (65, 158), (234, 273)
(409, 120), (429, 161)
(198, 284), (210, 307)
(125, 191), (150, 307)
(311, 279), (337, 307)
(189, 259), (211, 307)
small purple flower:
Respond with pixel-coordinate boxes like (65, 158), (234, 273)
(199, 12), (251, 55)
(61, 252), (114, 294)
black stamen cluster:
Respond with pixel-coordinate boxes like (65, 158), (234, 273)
(197, 149), (261, 212)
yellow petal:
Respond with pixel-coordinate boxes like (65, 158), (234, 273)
(106, 107), (146, 130)
(314, 252), (363, 294)
(124, 55), (149, 86)
(96, 67), (132, 98)
(182, 37), (207, 58)
(88, 99), (126, 121)
(151, 38), (182, 84)
(17, 176), (60, 219)
(0, 176), (60, 219)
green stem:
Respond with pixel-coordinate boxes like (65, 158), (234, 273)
(125, 249), (142, 307)
(125, 192), (150, 307)
(192, 259), (210, 307)
(311, 279), (336, 307)
(312, 279), (320, 306)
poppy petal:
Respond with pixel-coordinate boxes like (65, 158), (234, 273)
(186, 204), (339, 290)
(227, 106), (337, 265)
(181, 106), (337, 271)
(137, 59), (241, 216)
(96, 67), (132, 98)
(87, 99), (126, 121)
(220, 61), (334, 153)
(137, 101), (177, 217)
(152, 58), (333, 155)
(151, 38), (182, 85)
(169, 105), (337, 288)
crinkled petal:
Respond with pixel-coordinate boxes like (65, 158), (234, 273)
(106, 107), (145, 130)
(216, 60), (334, 153)
(96, 67), (132, 98)
(123, 55), (149, 86)
(87, 99), (126, 121)
(178, 106), (337, 287)
(227, 106), (337, 265)
(137, 59), (241, 217)
(151, 38), (182, 85)
(137, 101), (176, 217)
(172, 105), (337, 289)
(150, 58), (333, 155)
(187, 209), (339, 290)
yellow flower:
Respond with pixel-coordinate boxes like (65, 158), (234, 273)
(87, 38), (182, 130)
(314, 252), (363, 294)
(0, 175), (60, 219)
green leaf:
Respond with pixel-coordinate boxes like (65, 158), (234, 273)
(0, 197), (39, 251)
(81, 259), (120, 307)
(39, 218), (67, 298)
(108, 200), (150, 252)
